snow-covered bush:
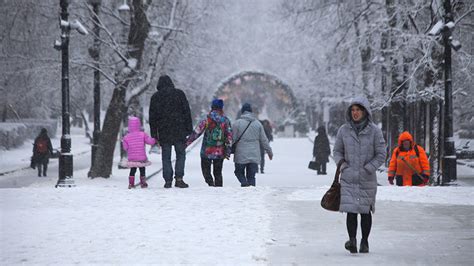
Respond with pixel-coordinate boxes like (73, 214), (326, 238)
(0, 120), (57, 150)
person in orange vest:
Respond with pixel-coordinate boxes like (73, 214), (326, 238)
(388, 131), (430, 186)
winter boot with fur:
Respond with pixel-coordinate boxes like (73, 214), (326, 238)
(140, 176), (148, 188)
(174, 177), (189, 188)
(128, 176), (135, 189)
(359, 238), (369, 253)
(345, 237), (358, 253)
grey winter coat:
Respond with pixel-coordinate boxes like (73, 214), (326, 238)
(333, 96), (386, 214)
(232, 112), (273, 164)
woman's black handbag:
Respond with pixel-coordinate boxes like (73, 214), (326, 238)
(308, 159), (318, 170)
(30, 156), (36, 169)
(321, 159), (345, 211)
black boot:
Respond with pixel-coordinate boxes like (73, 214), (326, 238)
(345, 237), (358, 254)
(164, 181), (172, 188)
(174, 177), (189, 188)
(205, 178), (214, 187)
(359, 239), (369, 253)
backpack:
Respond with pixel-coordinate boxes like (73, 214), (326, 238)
(205, 116), (225, 146)
(36, 139), (48, 154)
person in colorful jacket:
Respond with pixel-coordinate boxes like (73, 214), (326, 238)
(122, 117), (156, 189)
(186, 99), (232, 187)
(388, 131), (430, 186)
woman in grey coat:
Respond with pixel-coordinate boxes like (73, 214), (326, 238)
(333, 96), (386, 254)
(233, 103), (273, 186)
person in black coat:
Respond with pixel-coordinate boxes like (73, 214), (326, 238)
(32, 128), (53, 177)
(313, 125), (330, 175)
(149, 75), (193, 188)
(259, 119), (273, 173)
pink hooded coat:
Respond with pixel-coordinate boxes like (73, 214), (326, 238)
(122, 117), (156, 162)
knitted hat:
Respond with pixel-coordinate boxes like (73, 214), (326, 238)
(241, 103), (252, 113)
(211, 99), (224, 110)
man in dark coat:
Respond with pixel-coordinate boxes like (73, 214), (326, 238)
(32, 128), (53, 177)
(149, 75), (193, 188)
(259, 119), (273, 173)
(313, 126), (330, 175)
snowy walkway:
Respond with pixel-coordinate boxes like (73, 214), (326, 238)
(1, 136), (474, 264)
(267, 189), (473, 265)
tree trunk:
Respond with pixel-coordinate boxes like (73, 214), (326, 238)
(88, 85), (127, 177)
(88, 0), (149, 178)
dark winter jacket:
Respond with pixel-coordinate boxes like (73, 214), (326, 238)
(261, 120), (273, 142)
(333, 96), (386, 214)
(313, 126), (330, 163)
(148, 75), (193, 144)
(33, 131), (53, 164)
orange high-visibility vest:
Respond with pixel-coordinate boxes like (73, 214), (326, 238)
(388, 132), (430, 186)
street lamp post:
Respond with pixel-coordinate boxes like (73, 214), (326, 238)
(441, 0), (457, 184)
(56, 0), (74, 187)
(88, 0), (101, 172)
(54, 0), (88, 187)
(118, 0), (130, 169)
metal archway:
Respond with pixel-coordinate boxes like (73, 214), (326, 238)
(215, 71), (298, 124)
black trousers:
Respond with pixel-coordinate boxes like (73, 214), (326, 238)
(201, 158), (224, 186)
(318, 162), (327, 174)
(129, 167), (146, 177)
(37, 162), (48, 176)
(346, 212), (372, 240)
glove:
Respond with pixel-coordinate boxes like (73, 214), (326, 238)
(388, 176), (394, 185)
(422, 175), (429, 185)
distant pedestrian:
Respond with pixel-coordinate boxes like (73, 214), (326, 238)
(32, 128), (53, 177)
(149, 75), (193, 188)
(186, 99), (232, 187)
(313, 126), (331, 175)
(333, 96), (386, 254)
(122, 117), (156, 189)
(388, 131), (430, 186)
(233, 103), (273, 187)
(259, 119), (273, 174)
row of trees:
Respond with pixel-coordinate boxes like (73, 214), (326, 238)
(1, 0), (472, 180)
(283, 0), (473, 181)
(1, 0), (214, 177)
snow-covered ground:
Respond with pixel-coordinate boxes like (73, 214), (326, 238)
(1, 130), (473, 264)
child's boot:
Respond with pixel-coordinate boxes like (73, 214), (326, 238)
(128, 176), (135, 189)
(140, 176), (148, 188)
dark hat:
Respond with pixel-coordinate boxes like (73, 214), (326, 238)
(241, 103), (252, 113)
(317, 126), (326, 134)
(211, 99), (224, 110)
(156, 75), (174, 90)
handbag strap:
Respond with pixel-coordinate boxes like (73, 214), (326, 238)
(234, 121), (252, 146)
(334, 159), (345, 183)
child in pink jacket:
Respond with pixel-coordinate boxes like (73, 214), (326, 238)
(122, 117), (156, 189)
